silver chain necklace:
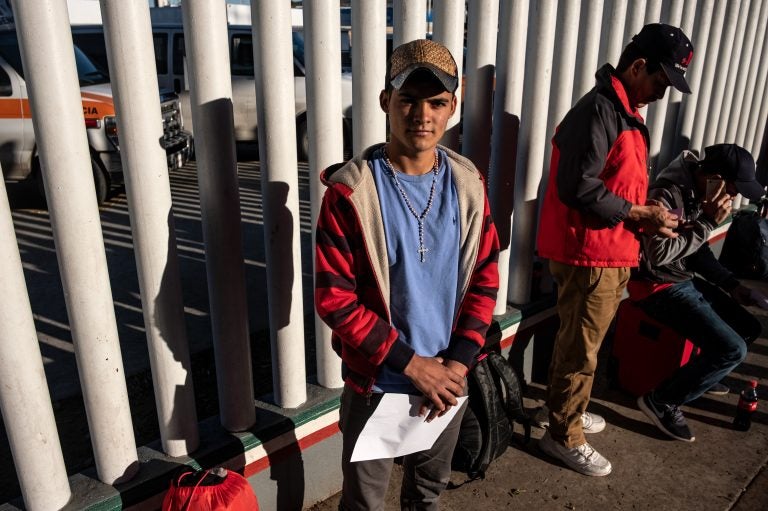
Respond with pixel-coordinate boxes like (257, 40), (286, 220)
(382, 147), (440, 263)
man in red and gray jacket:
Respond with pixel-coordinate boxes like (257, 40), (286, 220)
(315, 39), (499, 509)
(536, 24), (692, 477)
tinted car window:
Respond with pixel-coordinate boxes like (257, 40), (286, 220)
(172, 33), (185, 75)
(71, 32), (109, 74)
(230, 32), (305, 78)
(0, 64), (11, 96)
(153, 33), (168, 74)
(231, 33), (253, 76)
(0, 32), (109, 86)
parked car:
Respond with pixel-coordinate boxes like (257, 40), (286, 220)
(72, 9), (354, 161)
(0, 29), (192, 204)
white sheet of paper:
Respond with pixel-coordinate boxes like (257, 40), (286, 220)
(350, 394), (468, 463)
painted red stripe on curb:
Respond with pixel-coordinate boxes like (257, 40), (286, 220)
(243, 421), (341, 478)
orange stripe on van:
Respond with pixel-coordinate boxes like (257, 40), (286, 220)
(0, 95), (115, 121)
(0, 97), (22, 118)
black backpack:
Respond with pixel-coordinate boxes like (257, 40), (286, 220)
(719, 202), (768, 280)
(451, 351), (531, 481)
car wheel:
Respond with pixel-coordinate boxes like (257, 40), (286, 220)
(91, 156), (110, 205)
(34, 154), (110, 205)
(296, 116), (309, 162)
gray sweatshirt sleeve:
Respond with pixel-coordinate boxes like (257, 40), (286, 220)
(640, 187), (718, 267)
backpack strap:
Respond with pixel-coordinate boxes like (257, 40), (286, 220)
(485, 352), (531, 443)
(466, 355), (497, 479)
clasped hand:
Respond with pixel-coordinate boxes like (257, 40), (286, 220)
(403, 355), (467, 423)
(630, 200), (680, 238)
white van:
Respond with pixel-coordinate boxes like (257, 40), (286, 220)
(0, 29), (192, 204)
(73, 7), (353, 161)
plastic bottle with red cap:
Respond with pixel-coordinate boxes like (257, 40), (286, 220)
(733, 380), (759, 431)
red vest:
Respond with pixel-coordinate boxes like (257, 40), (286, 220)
(538, 73), (649, 268)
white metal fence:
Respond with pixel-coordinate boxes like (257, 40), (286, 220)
(1, 0), (767, 508)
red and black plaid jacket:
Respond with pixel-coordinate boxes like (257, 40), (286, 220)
(315, 144), (500, 394)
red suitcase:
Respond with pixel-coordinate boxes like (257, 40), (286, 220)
(612, 300), (698, 397)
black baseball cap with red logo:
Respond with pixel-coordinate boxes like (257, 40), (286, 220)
(631, 23), (694, 93)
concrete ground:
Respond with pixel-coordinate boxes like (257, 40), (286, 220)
(309, 296), (768, 511)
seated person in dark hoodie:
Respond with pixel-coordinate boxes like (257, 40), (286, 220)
(631, 144), (764, 442)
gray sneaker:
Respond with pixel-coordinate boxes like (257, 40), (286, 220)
(538, 430), (612, 476)
(532, 406), (606, 434)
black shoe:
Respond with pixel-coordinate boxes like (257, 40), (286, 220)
(637, 393), (695, 442)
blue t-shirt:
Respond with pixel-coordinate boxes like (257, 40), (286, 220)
(370, 147), (460, 393)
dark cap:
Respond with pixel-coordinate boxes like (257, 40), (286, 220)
(388, 39), (458, 93)
(701, 144), (765, 201)
(631, 23), (694, 93)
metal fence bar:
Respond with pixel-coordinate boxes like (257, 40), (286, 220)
(646, 0), (685, 171)
(728, 0), (765, 143)
(674, 0), (715, 155)
(573, 0), (604, 102)
(11, 0), (138, 485)
(432, 0), (465, 150)
(489, 0), (529, 314)
(393, 0), (427, 47)
(656, 0), (697, 169)
(101, 0), (200, 455)
(507, 0), (558, 304)
(252, 1), (308, 409)
(623, 0), (647, 45)
(709, 0), (749, 146)
(688, 1), (727, 153)
(743, 6), (768, 153)
(736, 0), (768, 146)
(462, 0), (500, 172)
(700, 1), (741, 149)
(352, 0), (386, 154)
(600, 0), (628, 66)
(305, 0), (345, 389)
(182, 0), (255, 430)
(542, 0), (580, 200)
(0, 177), (70, 510)
(718, 0), (757, 143)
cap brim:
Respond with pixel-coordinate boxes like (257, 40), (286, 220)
(390, 64), (458, 93)
(735, 179), (766, 202)
(660, 62), (691, 93)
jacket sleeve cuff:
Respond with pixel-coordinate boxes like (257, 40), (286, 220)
(384, 338), (415, 373)
(445, 337), (481, 369)
(610, 200), (633, 227)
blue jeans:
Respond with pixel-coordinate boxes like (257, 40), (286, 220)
(636, 278), (760, 406)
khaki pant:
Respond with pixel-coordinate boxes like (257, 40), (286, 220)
(546, 261), (629, 448)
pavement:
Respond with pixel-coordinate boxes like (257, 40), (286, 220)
(309, 285), (768, 511)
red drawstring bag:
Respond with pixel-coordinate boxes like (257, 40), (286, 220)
(161, 467), (259, 511)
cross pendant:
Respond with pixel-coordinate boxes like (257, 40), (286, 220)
(418, 244), (429, 263)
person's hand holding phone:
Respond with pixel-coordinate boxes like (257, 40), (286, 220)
(702, 178), (732, 225)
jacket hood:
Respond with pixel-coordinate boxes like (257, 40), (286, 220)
(653, 150), (699, 191)
(320, 143), (482, 189)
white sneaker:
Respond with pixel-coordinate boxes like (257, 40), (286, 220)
(581, 411), (606, 433)
(538, 430), (612, 477)
(532, 406), (606, 434)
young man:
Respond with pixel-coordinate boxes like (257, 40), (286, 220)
(315, 39), (499, 510)
(632, 143), (764, 442)
(536, 24), (693, 476)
